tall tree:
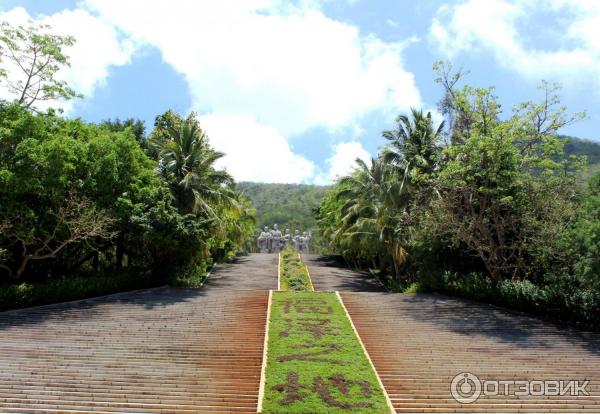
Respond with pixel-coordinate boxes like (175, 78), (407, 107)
(381, 108), (444, 197)
(335, 158), (409, 279)
(0, 22), (80, 108)
(149, 113), (239, 218)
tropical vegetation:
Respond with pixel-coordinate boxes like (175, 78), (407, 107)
(317, 62), (600, 328)
(0, 21), (254, 310)
(238, 182), (329, 251)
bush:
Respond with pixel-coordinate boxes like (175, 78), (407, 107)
(0, 270), (165, 312)
(420, 270), (600, 329)
(403, 281), (425, 294)
(168, 259), (211, 288)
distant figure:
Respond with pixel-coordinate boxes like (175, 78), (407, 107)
(257, 226), (272, 253)
(283, 228), (291, 247)
(298, 231), (311, 254)
(257, 231), (266, 253)
(292, 230), (301, 250)
(301, 231), (311, 254)
(271, 224), (283, 252)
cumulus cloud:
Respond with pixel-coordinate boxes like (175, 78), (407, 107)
(82, 0), (422, 137)
(199, 113), (316, 183)
(0, 7), (135, 112)
(314, 141), (371, 184)
(430, 0), (600, 88)
(3, 1), (424, 183)
(326, 141), (371, 180)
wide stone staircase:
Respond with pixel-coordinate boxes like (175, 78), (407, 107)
(0, 254), (277, 413)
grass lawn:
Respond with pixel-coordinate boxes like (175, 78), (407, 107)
(279, 247), (313, 291)
(261, 291), (390, 413)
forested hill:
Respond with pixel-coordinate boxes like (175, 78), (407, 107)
(237, 137), (600, 232)
(563, 136), (600, 165)
(237, 182), (330, 231)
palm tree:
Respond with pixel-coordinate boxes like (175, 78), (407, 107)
(381, 109), (445, 196)
(149, 115), (239, 219)
(335, 158), (409, 279)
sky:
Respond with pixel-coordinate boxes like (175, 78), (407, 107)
(1, 0), (599, 184)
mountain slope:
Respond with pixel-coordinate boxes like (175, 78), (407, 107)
(237, 182), (330, 232)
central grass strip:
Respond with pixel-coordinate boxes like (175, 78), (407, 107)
(279, 247), (313, 291)
(261, 291), (390, 413)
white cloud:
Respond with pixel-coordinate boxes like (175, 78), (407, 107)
(199, 113), (316, 183)
(82, 0), (422, 137)
(430, 0), (600, 88)
(3, 1), (424, 184)
(0, 7), (135, 112)
(315, 140), (371, 184)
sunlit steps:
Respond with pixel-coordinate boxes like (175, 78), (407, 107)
(0, 287), (269, 413)
(341, 292), (600, 413)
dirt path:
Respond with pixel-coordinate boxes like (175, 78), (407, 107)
(341, 291), (600, 413)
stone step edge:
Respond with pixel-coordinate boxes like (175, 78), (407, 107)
(256, 289), (273, 413)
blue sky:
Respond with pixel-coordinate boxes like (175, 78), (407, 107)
(1, 0), (599, 183)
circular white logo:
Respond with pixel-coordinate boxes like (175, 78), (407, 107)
(451, 372), (482, 404)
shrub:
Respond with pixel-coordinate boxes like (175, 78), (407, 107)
(420, 270), (600, 329)
(0, 270), (164, 312)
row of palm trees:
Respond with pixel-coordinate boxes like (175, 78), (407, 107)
(321, 109), (444, 281)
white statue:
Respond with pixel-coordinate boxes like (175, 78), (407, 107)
(257, 226), (271, 253)
(292, 230), (300, 250)
(271, 224), (282, 252)
(300, 231), (311, 254)
(283, 228), (291, 247)
(257, 231), (266, 253)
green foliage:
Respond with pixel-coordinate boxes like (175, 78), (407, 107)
(420, 270), (600, 328)
(0, 101), (254, 308)
(563, 136), (600, 166)
(100, 118), (146, 145)
(0, 21), (81, 108)
(318, 62), (599, 328)
(238, 182), (328, 229)
(558, 171), (600, 290)
(148, 112), (237, 216)
(0, 270), (163, 312)
(402, 281), (425, 294)
(280, 246), (312, 291)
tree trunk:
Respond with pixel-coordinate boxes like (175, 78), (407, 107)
(116, 235), (124, 270)
(93, 251), (99, 271)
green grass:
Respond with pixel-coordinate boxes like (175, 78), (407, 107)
(262, 291), (390, 413)
(280, 247), (313, 291)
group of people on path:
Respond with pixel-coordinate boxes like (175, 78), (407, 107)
(257, 224), (311, 254)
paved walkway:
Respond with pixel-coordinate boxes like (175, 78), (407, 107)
(302, 254), (386, 292)
(0, 254), (276, 414)
(2, 253), (599, 413)
(341, 292), (600, 413)
(203, 253), (278, 291)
